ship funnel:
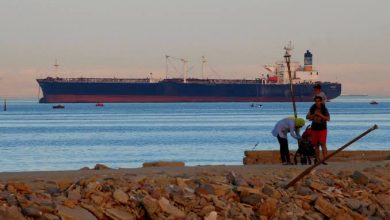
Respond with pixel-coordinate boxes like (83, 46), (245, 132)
(303, 50), (313, 71)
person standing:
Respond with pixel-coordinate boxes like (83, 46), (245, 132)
(313, 84), (327, 104)
(306, 96), (330, 164)
(272, 117), (305, 165)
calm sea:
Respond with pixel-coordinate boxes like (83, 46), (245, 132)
(0, 96), (389, 172)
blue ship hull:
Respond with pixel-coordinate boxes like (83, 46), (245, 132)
(37, 78), (341, 103)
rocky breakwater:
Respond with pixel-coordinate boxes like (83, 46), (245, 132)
(0, 163), (389, 219)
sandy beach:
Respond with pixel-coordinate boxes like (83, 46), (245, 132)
(0, 151), (389, 220)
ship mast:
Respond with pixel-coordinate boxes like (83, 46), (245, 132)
(284, 41), (298, 119)
(181, 58), (188, 83)
(165, 55), (169, 79)
(53, 59), (60, 76)
(201, 56), (207, 79)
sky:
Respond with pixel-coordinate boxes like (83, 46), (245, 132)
(0, 0), (389, 97)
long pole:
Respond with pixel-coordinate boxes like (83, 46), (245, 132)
(284, 52), (297, 119)
(165, 55), (169, 79)
(285, 124), (379, 188)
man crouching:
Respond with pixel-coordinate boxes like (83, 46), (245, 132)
(272, 117), (305, 165)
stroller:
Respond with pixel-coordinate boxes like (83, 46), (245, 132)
(294, 125), (316, 165)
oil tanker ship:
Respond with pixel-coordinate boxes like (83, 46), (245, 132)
(37, 47), (341, 103)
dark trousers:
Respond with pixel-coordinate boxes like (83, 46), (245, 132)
(277, 135), (290, 163)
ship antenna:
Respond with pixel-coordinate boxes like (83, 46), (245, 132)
(181, 58), (188, 83)
(283, 41), (294, 56)
(201, 56), (207, 79)
(165, 55), (169, 79)
(53, 59), (60, 76)
(283, 41), (298, 119)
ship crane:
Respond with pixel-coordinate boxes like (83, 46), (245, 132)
(165, 55), (188, 83)
(201, 56), (207, 79)
(53, 59), (60, 76)
(200, 56), (219, 79)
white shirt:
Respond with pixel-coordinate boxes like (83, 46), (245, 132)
(314, 91), (327, 104)
(271, 118), (301, 139)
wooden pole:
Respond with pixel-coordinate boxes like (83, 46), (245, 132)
(285, 124), (379, 189)
(284, 52), (297, 119)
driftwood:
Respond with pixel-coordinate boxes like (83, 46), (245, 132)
(285, 124), (379, 189)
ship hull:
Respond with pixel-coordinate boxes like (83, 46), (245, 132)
(37, 80), (341, 103)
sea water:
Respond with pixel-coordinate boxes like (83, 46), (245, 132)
(0, 96), (389, 172)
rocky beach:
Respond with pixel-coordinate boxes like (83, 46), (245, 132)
(0, 151), (389, 220)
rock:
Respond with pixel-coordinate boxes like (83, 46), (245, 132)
(211, 196), (225, 211)
(0, 183), (5, 190)
(349, 211), (366, 220)
(79, 167), (90, 171)
(376, 193), (390, 210)
(195, 184), (215, 196)
(143, 195), (160, 215)
(158, 197), (186, 218)
(236, 186), (262, 195)
(176, 178), (189, 188)
(275, 181), (289, 188)
(210, 184), (231, 196)
(200, 205), (215, 216)
(204, 211), (218, 220)
(67, 186), (81, 201)
(142, 161), (185, 167)
(0, 206), (27, 220)
(46, 186), (61, 195)
(351, 171), (369, 185)
(305, 179), (325, 191)
(6, 182), (32, 193)
(113, 189), (129, 204)
(185, 212), (199, 220)
(63, 199), (77, 208)
(93, 164), (111, 170)
(297, 186), (313, 196)
(334, 210), (354, 220)
(185, 212), (198, 220)
(237, 203), (254, 217)
(43, 213), (60, 220)
(262, 185), (273, 196)
(37, 202), (57, 214)
(240, 194), (262, 206)
(57, 179), (73, 191)
(6, 194), (19, 206)
(81, 203), (105, 220)
(314, 197), (339, 218)
(302, 202), (311, 210)
(345, 198), (362, 210)
(57, 205), (98, 220)
(257, 198), (277, 218)
(262, 185), (281, 199)
(21, 207), (42, 218)
(90, 194), (104, 205)
(227, 171), (247, 186)
(85, 182), (101, 192)
(104, 208), (135, 220)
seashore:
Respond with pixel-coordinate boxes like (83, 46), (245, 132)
(0, 151), (389, 219)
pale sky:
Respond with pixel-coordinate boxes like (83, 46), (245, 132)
(0, 0), (389, 97)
